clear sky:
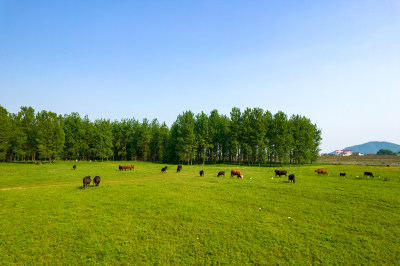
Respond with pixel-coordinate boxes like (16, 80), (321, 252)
(1, 0), (399, 153)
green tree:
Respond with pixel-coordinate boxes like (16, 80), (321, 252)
(18, 106), (38, 161)
(137, 118), (151, 161)
(270, 111), (292, 166)
(8, 113), (27, 161)
(250, 108), (268, 166)
(195, 112), (211, 164)
(174, 111), (196, 165)
(377, 149), (396, 155)
(0, 105), (12, 161)
(228, 107), (241, 164)
(63, 112), (85, 160)
(36, 110), (65, 161)
(92, 119), (113, 161)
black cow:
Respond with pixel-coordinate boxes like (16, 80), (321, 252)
(340, 173), (346, 177)
(217, 171), (225, 177)
(73, 165), (76, 170)
(288, 174), (295, 183)
(93, 176), (101, 186)
(83, 176), (91, 189)
(364, 172), (374, 178)
(118, 165), (123, 171)
(177, 165), (182, 173)
(200, 170), (204, 177)
(275, 170), (287, 178)
(161, 167), (167, 173)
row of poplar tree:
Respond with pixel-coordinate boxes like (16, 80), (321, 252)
(0, 105), (322, 165)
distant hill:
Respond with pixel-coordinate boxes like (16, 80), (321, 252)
(343, 141), (400, 155)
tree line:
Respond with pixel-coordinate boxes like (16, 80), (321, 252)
(0, 105), (322, 165)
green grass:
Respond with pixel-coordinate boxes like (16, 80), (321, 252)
(0, 161), (399, 264)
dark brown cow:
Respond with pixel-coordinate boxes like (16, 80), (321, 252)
(73, 165), (76, 170)
(83, 176), (91, 189)
(200, 170), (204, 177)
(231, 170), (243, 179)
(93, 176), (101, 186)
(217, 171), (225, 177)
(274, 170), (287, 178)
(364, 172), (374, 178)
(288, 174), (295, 183)
(177, 165), (182, 173)
(340, 173), (346, 177)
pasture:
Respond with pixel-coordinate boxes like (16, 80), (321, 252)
(0, 161), (399, 264)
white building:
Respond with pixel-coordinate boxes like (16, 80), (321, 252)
(334, 150), (353, 156)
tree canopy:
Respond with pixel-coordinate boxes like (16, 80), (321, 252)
(0, 105), (322, 165)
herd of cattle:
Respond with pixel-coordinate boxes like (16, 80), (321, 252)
(73, 163), (377, 189)
(314, 169), (375, 178)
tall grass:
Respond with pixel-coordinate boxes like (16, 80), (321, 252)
(0, 162), (399, 264)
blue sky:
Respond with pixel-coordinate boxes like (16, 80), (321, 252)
(1, 0), (399, 153)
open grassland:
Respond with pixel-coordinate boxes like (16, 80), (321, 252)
(0, 161), (399, 264)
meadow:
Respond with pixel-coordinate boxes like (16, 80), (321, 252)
(0, 161), (399, 264)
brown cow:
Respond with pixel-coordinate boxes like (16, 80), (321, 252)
(315, 169), (328, 175)
(231, 170), (243, 179)
(217, 171), (225, 177)
(121, 165), (134, 171)
(275, 170), (287, 178)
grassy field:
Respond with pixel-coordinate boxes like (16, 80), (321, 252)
(0, 161), (399, 264)
(317, 155), (400, 165)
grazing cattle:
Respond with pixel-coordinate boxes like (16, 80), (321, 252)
(177, 165), (182, 173)
(274, 170), (287, 178)
(315, 169), (328, 175)
(340, 173), (346, 177)
(35, 162), (42, 165)
(231, 170), (243, 179)
(121, 165), (134, 171)
(118, 165), (123, 171)
(161, 167), (167, 173)
(288, 174), (295, 183)
(93, 176), (101, 186)
(217, 171), (225, 177)
(73, 165), (76, 170)
(200, 170), (204, 177)
(364, 172), (374, 178)
(83, 176), (91, 189)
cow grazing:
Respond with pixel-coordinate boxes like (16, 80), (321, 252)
(161, 167), (167, 173)
(73, 165), (76, 170)
(340, 173), (346, 177)
(217, 171), (225, 177)
(364, 172), (374, 178)
(93, 176), (101, 186)
(288, 174), (295, 183)
(119, 165), (134, 171)
(83, 176), (91, 189)
(200, 170), (204, 177)
(177, 165), (182, 173)
(231, 170), (243, 179)
(274, 170), (287, 178)
(315, 169), (328, 175)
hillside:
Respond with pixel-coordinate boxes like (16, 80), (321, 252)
(343, 141), (400, 155)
